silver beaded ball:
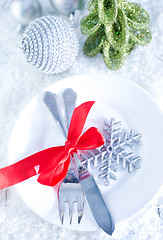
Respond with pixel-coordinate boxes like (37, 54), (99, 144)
(10, 0), (42, 26)
(21, 16), (79, 74)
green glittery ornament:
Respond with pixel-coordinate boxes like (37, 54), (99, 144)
(123, 2), (150, 30)
(87, 0), (98, 11)
(80, 10), (101, 35)
(130, 28), (152, 46)
(81, 0), (152, 70)
(83, 26), (105, 56)
(103, 40), (126, 70)
(98, 0), (117, 25)
(105, 8), (129, 51)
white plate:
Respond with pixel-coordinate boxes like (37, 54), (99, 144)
(8, 74), (163, 231)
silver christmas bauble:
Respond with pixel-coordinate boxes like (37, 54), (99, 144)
(10, 0), (42, 26)
(21, 16), (79, 74)
(50, 0), (85, 16)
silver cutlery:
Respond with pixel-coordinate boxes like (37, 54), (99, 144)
(59, 167), (84, 224)
(43, 91), (68, 138)
(43, 89), (85, 224)
(43, 89), (115, 235)
(73, 152), (115, 235)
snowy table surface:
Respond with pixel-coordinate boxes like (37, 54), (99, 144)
(0, 0), (163, 239)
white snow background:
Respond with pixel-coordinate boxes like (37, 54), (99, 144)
(0, 0), (163, 239)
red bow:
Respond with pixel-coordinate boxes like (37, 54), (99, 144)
(0, 101), (104, 190)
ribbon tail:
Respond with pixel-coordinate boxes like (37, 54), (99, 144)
(0, 162), (36, 190)
(0, 146), (65, 190)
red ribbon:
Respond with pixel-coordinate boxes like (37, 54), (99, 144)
(0, 101), (105, 190)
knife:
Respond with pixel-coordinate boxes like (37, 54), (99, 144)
(73, 153), (115, 235)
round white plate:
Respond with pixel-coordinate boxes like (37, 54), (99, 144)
(8, 74), (163, 231)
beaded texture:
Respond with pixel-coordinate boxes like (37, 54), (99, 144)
(21, 16), (79, 74)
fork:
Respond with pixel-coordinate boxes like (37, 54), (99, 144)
(43, 89), (85, 224)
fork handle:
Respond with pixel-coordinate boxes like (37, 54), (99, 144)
(43, 91), (68, 138)
(62, 88), (77, 130)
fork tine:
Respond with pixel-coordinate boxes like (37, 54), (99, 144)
(77, 196), (84, 224)
(59, 207), (64, 225)
(69, 201), (74, 224)
(78, 208), (83, 224)
(58, 195), (65, 225)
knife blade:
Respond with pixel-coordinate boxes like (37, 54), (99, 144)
(74, 154), (115, 235)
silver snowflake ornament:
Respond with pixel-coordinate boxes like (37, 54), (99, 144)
(79, 118), (142, 186)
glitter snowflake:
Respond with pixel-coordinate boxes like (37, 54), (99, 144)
(79, 118), (141, 186)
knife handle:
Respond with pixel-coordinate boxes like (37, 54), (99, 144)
(80, 175), (115, 235)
